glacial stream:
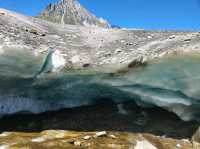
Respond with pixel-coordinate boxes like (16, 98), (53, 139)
(1, 48), (200, 121)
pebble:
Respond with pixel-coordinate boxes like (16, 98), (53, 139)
(83, 135), (92, 140)
(169, 35), (176, 39)
(94, 131), (107, 138)
(109, 134), (117, 139)
(32, 137), (46, 143)
(74, 141), (81, 146)
(126, 42), (134, 46)
(115, 48), (122, 54)
(69, 139), (82, 146)
(147, 36), (152, 39)
(176, 144), (181, 148)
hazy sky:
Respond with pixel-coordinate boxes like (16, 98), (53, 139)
(0, 0), (200, 30)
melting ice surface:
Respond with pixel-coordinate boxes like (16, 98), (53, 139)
(1, 47), (200, 121)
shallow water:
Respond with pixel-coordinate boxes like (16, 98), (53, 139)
(0, 48), (200, 121)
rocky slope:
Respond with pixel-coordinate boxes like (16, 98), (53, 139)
(1, 8), (200, 71)
(39, 0), (109, 28)
(2, 7), (200, 69)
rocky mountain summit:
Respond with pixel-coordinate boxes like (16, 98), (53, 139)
(39, 0), (109, 28)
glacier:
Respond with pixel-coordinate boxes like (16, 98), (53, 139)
(1, 47), (200, 121)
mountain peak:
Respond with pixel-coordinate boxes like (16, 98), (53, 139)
(39, 0), (109, 28)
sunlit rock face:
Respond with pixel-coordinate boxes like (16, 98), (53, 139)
(0, 47), (200, 121)
(39, 0), (109, 28)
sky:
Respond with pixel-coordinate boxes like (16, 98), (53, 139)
(0, 0), (200, 30)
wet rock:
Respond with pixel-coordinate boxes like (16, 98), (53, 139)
(68, 139), (76, 144)
(68, 139), (82, 146)
(31, 137), (46, 143)
(94, 131), (107, 138)
(74, 141), (81, 146)
(109, 134), (117, 139)
(83, 135), (92, 140)
(176, 143), (181, 148)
